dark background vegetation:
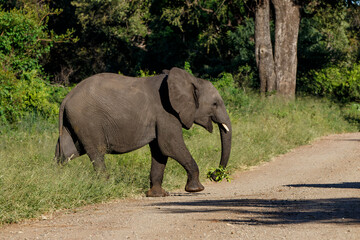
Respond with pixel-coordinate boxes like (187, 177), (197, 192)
(0, 0), (359, 125)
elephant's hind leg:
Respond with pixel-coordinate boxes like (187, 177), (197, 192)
(76, 127), (108, 175)
(146, 140), (169, 197)
(86, 150), (107, 175)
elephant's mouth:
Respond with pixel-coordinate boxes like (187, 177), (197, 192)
(211, 116), (230, 133)
(195, 117), (213, 133)
(196, 117), (230, 134)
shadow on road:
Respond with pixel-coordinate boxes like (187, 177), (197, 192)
(286, 182), (360, 189)
(154, 197), (360, 225)
(334, 139), (360, 142)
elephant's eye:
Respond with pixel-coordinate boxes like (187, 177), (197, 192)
(212, 102), (218, 107)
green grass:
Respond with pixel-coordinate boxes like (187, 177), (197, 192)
(0, 92), (358, 225)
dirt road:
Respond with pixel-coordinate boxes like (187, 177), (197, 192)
(1, 132), (359, 239)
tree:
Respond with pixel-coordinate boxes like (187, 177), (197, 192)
(47, 0), (256, 81)
(0, 1), (72, 123)
(146, 0), (254, 77)
(255, 0), (300, 97)
(255, 0), (276, 93)
(46, 0), (151, 82)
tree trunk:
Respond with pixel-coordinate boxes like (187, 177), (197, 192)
(272, 0), (300, 97)
(254, 0), (300, 98)
(255, 0), (276, 93)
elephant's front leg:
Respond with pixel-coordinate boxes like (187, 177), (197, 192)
(146, 140), (169, 197)
(177, 151), (205, 193)
(157, 123), (204, 193)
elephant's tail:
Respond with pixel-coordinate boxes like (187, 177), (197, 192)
(54, 101), (66, 163)
(58, 102), (65, 137)
(58, 83), (79, 137)
(55, 90), (71, 163)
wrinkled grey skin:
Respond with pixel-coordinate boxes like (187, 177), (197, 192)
(55, 67), (232, 197)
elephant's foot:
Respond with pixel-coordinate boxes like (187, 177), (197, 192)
(146, 186), (169, 197)
(95, 172), (110, 180)
(94, 168), (110, 180)
(185, 180), (205, 193)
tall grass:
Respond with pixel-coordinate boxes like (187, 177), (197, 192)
(0, 92), (358, 224)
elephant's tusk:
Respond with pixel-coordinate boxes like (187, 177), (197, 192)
(222, 123), (229, 132)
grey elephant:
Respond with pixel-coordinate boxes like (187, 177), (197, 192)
(55, 67), (232, 197)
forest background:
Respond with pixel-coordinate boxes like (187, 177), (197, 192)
(0, 0), (360, 125)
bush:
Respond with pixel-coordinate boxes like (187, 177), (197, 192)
(342, 103), (360, 129)
(0, 4), (72, 125)
(0, 68), (69, 124)
(301, 63), (360, 103)
(213, 72), (234, 89)
(0, 68), (22, 124)
(0, 6), (52, 74)
(210, 72), (251, 111)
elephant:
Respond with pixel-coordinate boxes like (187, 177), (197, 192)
(54, 67), (232, 197)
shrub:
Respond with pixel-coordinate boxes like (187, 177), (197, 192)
(342, 103), (360, 129)
(0, 68), (22, 124)
(211, 72), (251, 113)
(0, 67), (69, 124)
(0, 6), (52, 74)
(0, 4), (73, 125)
(301, 63), (360, 103)
(213, 72), (234, 89)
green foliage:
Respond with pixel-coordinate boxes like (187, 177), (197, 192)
(210, 71), (254, 113)
(50, 0), (152, 78)
(235, 64), (257, 88)
(72, 0), (150, 43)
(207, 166), (231, 182)
(184, 61), (193, 75)
(0, 2), (72, 125)
(297, 2), (360, 103)
(298, 3), (360, 83)
(213, 72), (234, 89)
(342, 103), (360, 129)
(137, 69), (156, 77)
(0, 67), (69, 124)
(2, 0), (355, 105)
(311, 5), (353, 64)
(152, 0), (254, 76)
(302, 63), (360, 102)
(0, 68), (22, 123)
(226, 18), (255, 67)
(47, 0), (256, 80)
(0, 3), (74, 73)
(0, 7), (48, 73)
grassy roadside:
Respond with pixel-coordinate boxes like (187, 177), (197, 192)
(0, 92), (358, 225)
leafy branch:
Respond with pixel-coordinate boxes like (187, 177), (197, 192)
(207, 166), (232, 182)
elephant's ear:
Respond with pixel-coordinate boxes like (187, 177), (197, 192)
(167, 67), (199, 129)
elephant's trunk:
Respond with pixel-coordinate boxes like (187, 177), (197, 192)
(210, 115), (231, 182)
(218, 117), (232, 169)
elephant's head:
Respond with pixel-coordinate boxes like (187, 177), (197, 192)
(167, 67), (232, 173)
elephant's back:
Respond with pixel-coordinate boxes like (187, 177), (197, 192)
(65, 73), (154, 116)
(63, 73), (158, 152)
(78, 73), (141, 91)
